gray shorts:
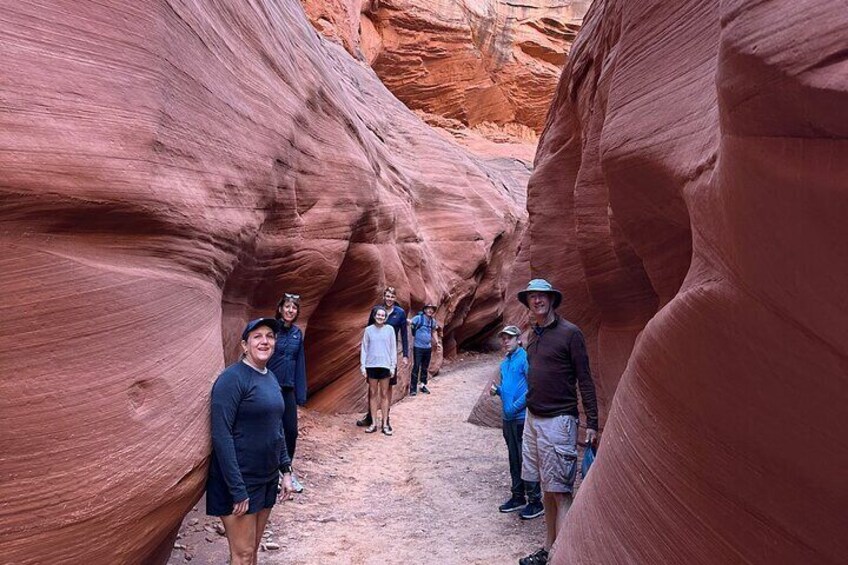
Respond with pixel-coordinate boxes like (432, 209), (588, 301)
(521, 412), (579, 494)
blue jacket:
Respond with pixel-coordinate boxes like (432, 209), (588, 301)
(368, 303), (409, 358)
(410, 312), (436, 349)
(495, 347), (529, 421)
(267, 323), (307, 405)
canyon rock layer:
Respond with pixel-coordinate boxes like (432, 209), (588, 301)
(0, 0), (530, 562)
(520, 0), (847, 563)
(302, 0), (590, 133)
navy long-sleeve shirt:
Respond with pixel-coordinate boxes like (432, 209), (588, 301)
(267, 323), (307, 405)
(210, 361), (291, 501)
(367, 303), (409, 358)
(495, 347), (529, 421)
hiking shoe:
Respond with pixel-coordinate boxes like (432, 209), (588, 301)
(519, 548), (548, 565)
(364, 424), (378, 433)
(382, 425), (393, 436)
(290, 472), (304, 493)
(420, 384), (430, 394)
(498, 497), (526, 513)
(356, 413), (373, 427)
(409, 388), (418, 396)
(520, 501), (544, 520)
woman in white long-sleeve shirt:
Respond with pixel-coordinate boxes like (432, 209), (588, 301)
(360, 306), (397, 435)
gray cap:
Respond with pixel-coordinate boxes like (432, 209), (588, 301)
(498, 325), (521, 337)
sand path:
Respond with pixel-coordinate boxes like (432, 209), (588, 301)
(169, 354), (544, 564)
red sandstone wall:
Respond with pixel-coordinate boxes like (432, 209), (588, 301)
(0, 1), (528, 562)
(521, 0), (847, 563)
(301, 0), (590, 133)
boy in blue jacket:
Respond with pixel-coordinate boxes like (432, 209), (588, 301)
(490, 325), (543, 519)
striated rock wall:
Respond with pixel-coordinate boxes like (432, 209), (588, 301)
(0, 0), (529, 562)
(301, 0), (590, 133)
(521, 0), (848, 563)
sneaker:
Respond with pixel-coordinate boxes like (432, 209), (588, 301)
(498, 497), (526, 513)
(520, 501), (544, 520)
(409, 388), (418, 396)
(382, 425), (393, 436)
(420, 384), (430, 394)
(519, 548), (549, 565)
(356, 413), (373, 427)
(364, 424), (377, 433)
(290, 472), (304, 493)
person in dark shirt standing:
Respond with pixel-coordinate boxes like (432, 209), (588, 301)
(356, 286), (409, 433)
(268, 292), (307, 493)
(207, 318), (295, 565)
(516, 279), (599, 565)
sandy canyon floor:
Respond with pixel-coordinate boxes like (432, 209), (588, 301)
(167, 354), (550, 564)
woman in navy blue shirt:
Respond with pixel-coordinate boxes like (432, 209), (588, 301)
(268, 293), (307, 492)
(207, 318), (294, 565)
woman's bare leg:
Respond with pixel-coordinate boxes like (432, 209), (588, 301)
(252, 508), (273, 563)
(379, 378), (391, 427)
(221, 513), (258, 565)
(368, 378), (380, 425)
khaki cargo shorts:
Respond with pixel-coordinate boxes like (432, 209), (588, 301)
(521, 412), (579, 494)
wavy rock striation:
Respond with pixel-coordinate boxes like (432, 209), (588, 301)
(0, 0), (529, 562)
(302, 0), (590, 133)
(520, 0), (847, 563)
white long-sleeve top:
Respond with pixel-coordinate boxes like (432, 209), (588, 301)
(361, 324), (397, 373)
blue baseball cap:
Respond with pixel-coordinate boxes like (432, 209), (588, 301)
(517, 278), (562, 309)
(241, 318), (279, 340)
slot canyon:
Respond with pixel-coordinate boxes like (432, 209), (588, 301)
(1, 0), (845, 564)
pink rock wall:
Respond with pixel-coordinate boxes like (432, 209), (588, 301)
(521, 0), (848, 563)
(0, 1), (528, 562)
(301, 0), (590, 133)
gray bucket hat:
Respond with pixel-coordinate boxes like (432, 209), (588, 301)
(517, 278), (562, 309)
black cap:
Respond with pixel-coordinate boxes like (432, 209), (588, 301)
(241, 318), (279, 340)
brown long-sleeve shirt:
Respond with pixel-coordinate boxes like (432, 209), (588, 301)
(525, 315), (599, 430)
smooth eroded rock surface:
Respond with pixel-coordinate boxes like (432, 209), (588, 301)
(0, 1), (529, 562)
(302, 0), (590, 133)
(519, 0), (847, 563)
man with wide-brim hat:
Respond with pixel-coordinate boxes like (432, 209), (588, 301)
(516, 279), (599, 565)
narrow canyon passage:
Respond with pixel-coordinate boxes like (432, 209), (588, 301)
(170, 355), (545, 565)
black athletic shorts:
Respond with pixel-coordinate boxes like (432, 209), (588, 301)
(366, 367), (392, 380)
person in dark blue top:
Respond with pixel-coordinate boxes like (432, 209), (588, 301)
(356, 286), (409, 433)
(268, 292), (307, 492)
(207, 318), (294, 565)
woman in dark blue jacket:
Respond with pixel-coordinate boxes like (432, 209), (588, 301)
(268, 293), (308, 492)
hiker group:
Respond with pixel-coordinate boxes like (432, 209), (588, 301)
(206, 286), (440, 564)
(205, 278), (596, 565)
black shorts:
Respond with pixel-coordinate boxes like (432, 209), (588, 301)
(206, 473), (278, 516)
(366, 367), (392, 380)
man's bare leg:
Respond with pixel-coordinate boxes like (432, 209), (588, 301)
(544, 491), (573, 551)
